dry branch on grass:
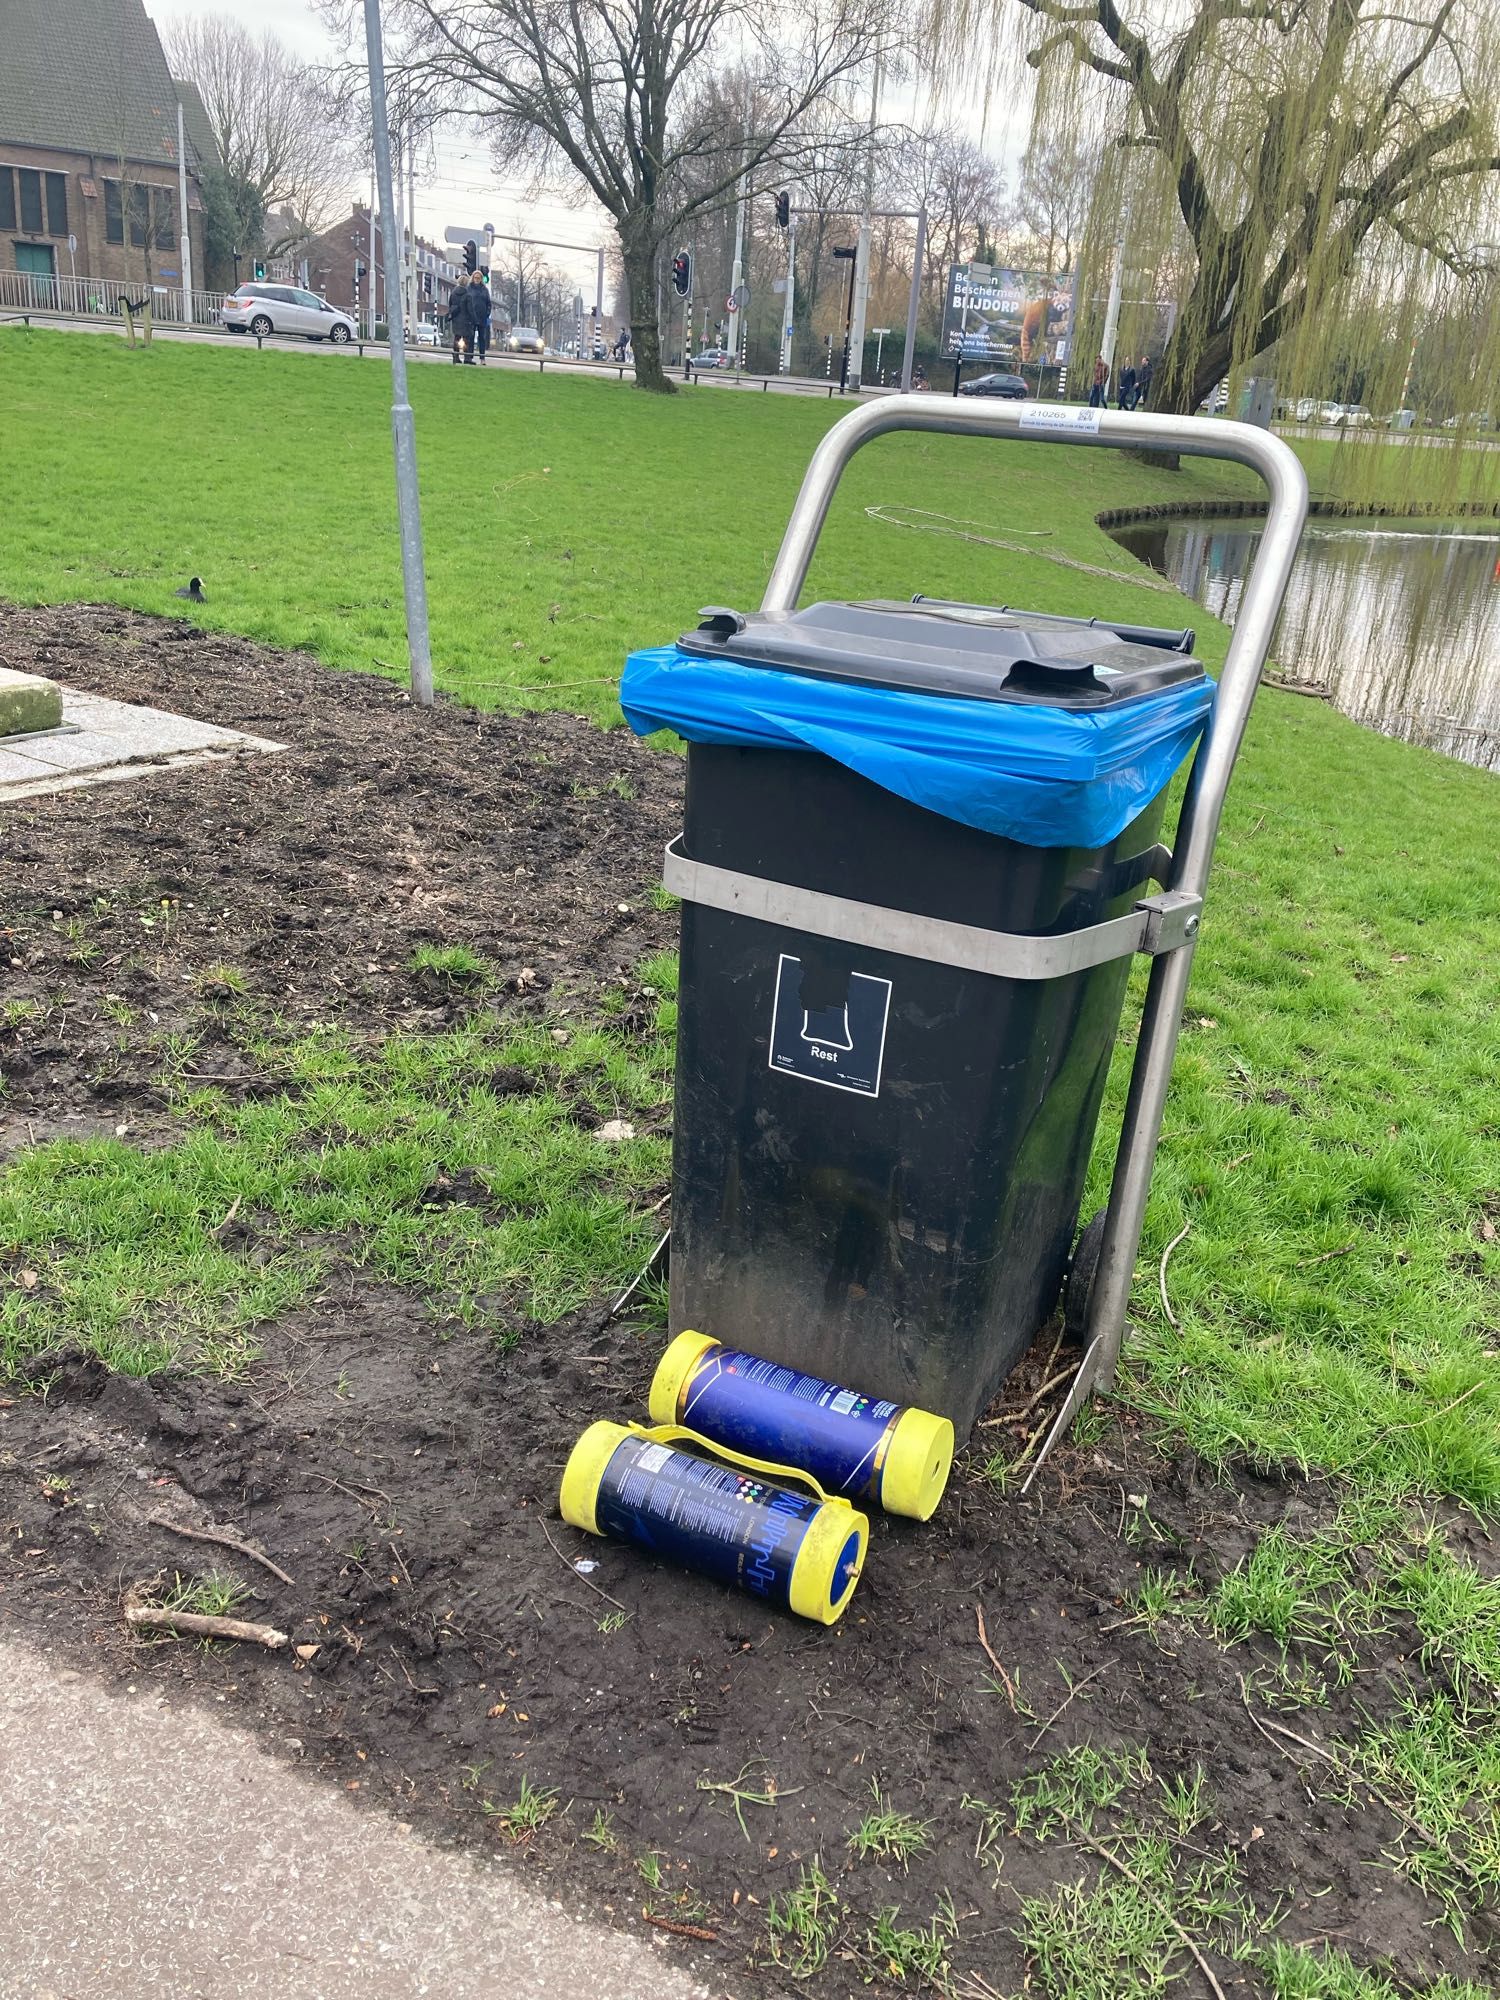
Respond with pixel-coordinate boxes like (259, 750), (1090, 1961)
(123, 1600), (288, 1648)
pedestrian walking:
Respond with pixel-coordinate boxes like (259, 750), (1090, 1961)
(1117, 357), (1137, 410)
(468, 271), (492, 363)
(1088, 355), (1109, 408)
(448, 277), (473, 364)
(1135, 354), (1154, 408)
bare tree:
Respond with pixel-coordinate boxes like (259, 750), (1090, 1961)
(1015, 133), (1096, 280)
(371, 0), (888, 391)
(490, 233), (576, 337)
(976, 0), (1500, 414)
(897, 127), (1007, 319)
(164, 15), (358, 246)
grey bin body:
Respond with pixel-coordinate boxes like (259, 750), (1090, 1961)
(666, 599), (1207, 1438)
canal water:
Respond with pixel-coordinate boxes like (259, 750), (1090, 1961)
(1111, 514), (1500, 772)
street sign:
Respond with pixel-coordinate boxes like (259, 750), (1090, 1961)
(443, 224), (492, 246)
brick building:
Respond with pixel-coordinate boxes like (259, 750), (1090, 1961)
(302, 204), (466, 331)
(0, 0), (213, 300)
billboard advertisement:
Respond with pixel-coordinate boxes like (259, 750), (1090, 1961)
(942, 263), (1072, 366)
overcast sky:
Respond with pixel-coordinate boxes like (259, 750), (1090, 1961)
(142, 1), (1030, 302)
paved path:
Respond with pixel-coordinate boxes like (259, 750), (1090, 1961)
(0, 683), (282, 804)
(0, 1633), (715, 2000)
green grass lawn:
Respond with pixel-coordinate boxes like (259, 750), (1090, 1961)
(3, 330), (1500, 1987)
(2, 327), (1497, 722)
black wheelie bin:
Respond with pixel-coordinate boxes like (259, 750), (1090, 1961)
(621, 595), (1214, 1437)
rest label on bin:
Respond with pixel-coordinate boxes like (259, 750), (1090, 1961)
(769, 953), (892, 1098)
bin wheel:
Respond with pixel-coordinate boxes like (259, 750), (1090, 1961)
(1063, 1208), (1109, 1343)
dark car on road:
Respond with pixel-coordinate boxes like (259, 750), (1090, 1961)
(957, 371), (1029, 398)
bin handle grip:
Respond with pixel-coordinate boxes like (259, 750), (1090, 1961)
(760, 397), (1309, 1401)
(624, 1421), (855, 1511)
(763, 398), (1306, 901)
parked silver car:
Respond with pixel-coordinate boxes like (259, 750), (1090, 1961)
(223, 283), (356, 343)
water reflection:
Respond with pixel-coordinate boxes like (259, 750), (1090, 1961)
(1112, 516), (1500, 771)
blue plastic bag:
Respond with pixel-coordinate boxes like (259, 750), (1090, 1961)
(620, 646), (1213, 850)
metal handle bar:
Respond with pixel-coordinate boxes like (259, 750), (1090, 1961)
(762, 398), (1309, 1403)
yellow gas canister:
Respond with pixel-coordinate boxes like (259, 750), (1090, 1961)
(649, 1332), (954, 1521)
(558, 1420), (867, 1625)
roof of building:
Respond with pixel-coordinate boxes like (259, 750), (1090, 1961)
(0, 0), (213, 172)
(172, 80), (217, 175)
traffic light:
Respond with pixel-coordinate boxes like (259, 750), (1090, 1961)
(671, 250), (691, 297)
(253, 260), (266, 281)
(463, 239), (478, 274)
(774, 191), (790, 230)
(355, 261), (366, 281)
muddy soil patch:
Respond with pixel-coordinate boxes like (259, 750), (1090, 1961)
(2, 1304), (1482, 1999)
(0, 602), (680, 1138)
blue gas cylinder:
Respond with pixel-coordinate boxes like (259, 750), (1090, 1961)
(649, 1332), (954, 1520)
(558, 1421), (867, 1624)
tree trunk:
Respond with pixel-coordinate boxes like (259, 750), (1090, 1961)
(1148, 293), (1232, 417)
(619, 219), (674, 395)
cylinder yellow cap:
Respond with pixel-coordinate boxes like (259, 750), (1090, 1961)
(788, 1503), (868, 1624)
(558, 1419), (632, 1536)
(648, 1328), (720, 1426)
(878, 1406), (955, 1521)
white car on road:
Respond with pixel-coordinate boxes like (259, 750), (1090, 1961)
(223, 283), (356, 343)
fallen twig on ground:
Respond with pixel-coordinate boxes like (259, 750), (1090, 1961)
(641, 1912), (718, 1942)
(541, 1517), (630, 1615)
(1296, 1243), (1355, 1267)
(302, 1470), (393, 1510)
(1348, 1381), (1483, 1462)
(1238, 1677), (1317, 1802)
(1250, 1704), (1479, 1885)
(981, 1364), (1080, 1427)
(124, 1601), (287, 1648)
(1071, 1829), (1227, 2000)
(1159, 1222), (1192, 1329)
(147, 1512), (294, 1587)
(1028, 1664), (1108, 1752)
(975, 1605), (1017, 1712)
(605, 1228), (671, 1323)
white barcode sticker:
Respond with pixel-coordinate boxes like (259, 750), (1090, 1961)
(636, 1443), (672, 1473)
(1018, 404), (1102, 435)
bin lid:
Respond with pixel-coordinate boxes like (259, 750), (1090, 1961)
(678, 599), (1206, 710)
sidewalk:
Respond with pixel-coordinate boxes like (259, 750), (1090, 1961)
(0, 1634), (715, 2000)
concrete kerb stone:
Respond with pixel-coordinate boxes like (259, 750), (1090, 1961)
(0, 667), (63, 738)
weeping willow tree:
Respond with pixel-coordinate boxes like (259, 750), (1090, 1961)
(972, 0), (1500, 429)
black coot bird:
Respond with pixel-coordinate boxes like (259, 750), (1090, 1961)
(174, 577), (206, 602)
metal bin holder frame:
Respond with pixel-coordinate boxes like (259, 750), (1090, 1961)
(660, 399), (1308, 1480)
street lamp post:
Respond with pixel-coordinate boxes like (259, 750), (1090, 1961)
(362, 0), (433, 707)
